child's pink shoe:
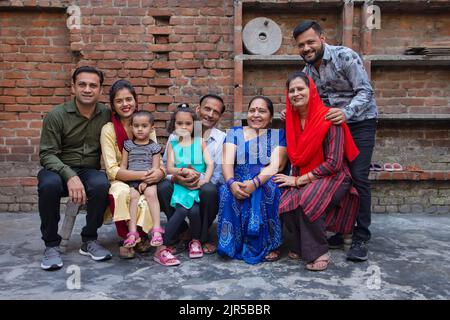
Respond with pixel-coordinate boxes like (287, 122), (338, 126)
(153, 248), (180, 266)
(188, 240), (203, 259)
(124, 231), (141, 248)
(150, 227), (164, 246)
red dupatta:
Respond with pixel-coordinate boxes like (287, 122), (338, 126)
(285, 75), (359, 175)
(111, 112), (129, 153)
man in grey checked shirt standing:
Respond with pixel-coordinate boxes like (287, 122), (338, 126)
(282, 20), (378, 262)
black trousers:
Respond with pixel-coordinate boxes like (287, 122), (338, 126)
(163, 204), (201, 245)
(157, 179), (218, 244)
(281, 177), (352, 263)
(347, 119), (377, 242)
(37, 168), (110, 247)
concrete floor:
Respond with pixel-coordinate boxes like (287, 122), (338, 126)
(0, 212), (449, 300)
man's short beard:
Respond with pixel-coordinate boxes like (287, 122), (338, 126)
(303, 42), (325, 64)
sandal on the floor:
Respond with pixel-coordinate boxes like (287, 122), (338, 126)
(189, 240), (203, 259)
(153, 248), (180, 266)
(150, 227), (164, 247)
(288, 251), (301, 260)
(305, 253), (331, 272)
(202, 242), (217, 254)
(123, 231), (141, 248)
(264, 250), (280, 262)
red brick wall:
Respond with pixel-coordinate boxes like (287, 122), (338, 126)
(372, 12), (450, 55)
(243, 65), (298, 113)
(1, 1), (449, 212)
(373, 66), (450, 115)
(373, 122), (450, 171)
(371, 65), (449, 170)
(0, 11), (73, 164)
(0, 1), (237, 211)
(73, 1), (235, 136)
(0, 1), (235, 159)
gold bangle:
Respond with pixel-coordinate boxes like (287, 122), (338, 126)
(159, 167), (166, 177)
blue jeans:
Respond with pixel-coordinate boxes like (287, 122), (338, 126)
(37, 168), (110, 247)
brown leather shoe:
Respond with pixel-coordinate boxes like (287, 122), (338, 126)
(135, 239), (153, 254)
(119, 246), (135, 259)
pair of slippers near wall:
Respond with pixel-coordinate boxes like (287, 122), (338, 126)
(370, 163), (424, 172)
(370, 162), (404, 171)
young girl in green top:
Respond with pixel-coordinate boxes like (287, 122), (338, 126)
(164, 105), (214, 260)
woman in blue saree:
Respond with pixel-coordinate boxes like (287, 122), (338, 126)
(217, 96), (288, 264)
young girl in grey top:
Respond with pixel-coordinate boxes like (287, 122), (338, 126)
(120, 110), (164, 248)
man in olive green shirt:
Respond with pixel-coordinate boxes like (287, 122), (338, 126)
(38, 66), (112, 270)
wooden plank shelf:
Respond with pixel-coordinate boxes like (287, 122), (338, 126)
(366, 55), (450, 66)
(236, 54), (450, 66)
(377, 114), (450, 121)
(243, 0), (343, 10)
(235, 54), (304, 66)
(367, 0), (450, 12)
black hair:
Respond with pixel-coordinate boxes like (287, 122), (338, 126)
(248, 95), (274, 117)
(72, 66), (104, 85)
(199, 93), (226, 114)
(167, 104), (199, 137)
(293, 20), (322, 39)
(109, 79), (138, 113)
(131, 110), (154, 125)
(286, 71), (310, 89)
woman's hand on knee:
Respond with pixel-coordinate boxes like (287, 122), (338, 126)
(273, 174), (296, 188)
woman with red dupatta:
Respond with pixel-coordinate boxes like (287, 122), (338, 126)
(273, 71), (360, 271)
(100, 80), (168, 260)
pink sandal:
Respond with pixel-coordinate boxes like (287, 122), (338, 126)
(153, 248), (180, 266)
(123, 231), (141, 248)
(188, 240), (203, 259)
(150, 227), (164, 247)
